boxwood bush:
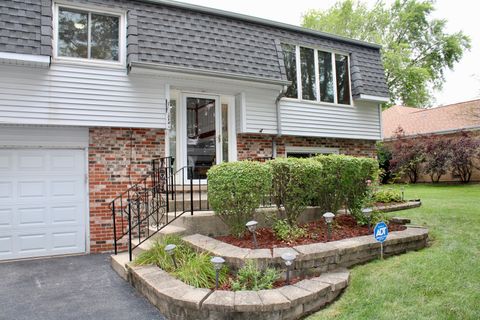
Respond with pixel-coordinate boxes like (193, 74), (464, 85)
(207, 161), (271, 237)
(313, 155), (379, 221)
(268, 158), (322, 226)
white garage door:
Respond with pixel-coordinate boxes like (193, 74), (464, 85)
(0, 149), (86, 260)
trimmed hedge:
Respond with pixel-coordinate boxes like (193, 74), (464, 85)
(313, 155), (379, 221)
(268, 158), (322, 225)
(207, 161), (271, 237)
(207, 155), (379, 233)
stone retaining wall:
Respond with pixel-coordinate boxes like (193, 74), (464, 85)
(128, 264), (350, 320)
(183, 227), (429, 276)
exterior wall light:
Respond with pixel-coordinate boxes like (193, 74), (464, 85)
(246, 220), (258, 248)
(362, 208), (373, 232)
(210, 256), (225, 289)
(165, 244), (178, 269)
(323, 212), (335, 241)
(281, 252), (296, 285)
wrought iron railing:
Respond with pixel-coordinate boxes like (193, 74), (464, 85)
(110, 157), (213, 261)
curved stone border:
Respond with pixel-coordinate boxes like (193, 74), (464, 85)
(183, 227), (429, 275)
(127, 264), (350, 320)
(374, 200), (421, 213)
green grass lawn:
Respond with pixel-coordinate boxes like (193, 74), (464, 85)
(308, 184), (480, 320)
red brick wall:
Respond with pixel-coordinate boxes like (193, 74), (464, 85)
(88, 128), (165, 253)
(237, 134), (377, 160)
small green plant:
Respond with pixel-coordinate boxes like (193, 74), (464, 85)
(134, 235), (228, 288)
(231, 260), (280, 291)
(272, 219), (307, 242)
(207, 161), (271, 237)
(373, 189), (403, 203)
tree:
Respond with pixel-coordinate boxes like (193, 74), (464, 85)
(423, 135), (452, 183)
(302, 0), (471, 107)
(449, 133), (480, 183)
(388, 127), (425, 183)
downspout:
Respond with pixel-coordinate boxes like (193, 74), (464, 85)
(273, 85), (288, 158)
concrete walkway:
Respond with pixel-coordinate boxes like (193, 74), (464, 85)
(0, 254), (165, 320)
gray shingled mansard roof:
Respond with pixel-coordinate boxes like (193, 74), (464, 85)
(0, 0), (389, 98)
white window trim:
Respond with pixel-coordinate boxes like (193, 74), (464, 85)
(284, 44), (353, 106)
(286, 146), (340, 156)
(53, 2), (126, 67)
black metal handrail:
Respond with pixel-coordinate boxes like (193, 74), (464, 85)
(110, 157), (212, 261)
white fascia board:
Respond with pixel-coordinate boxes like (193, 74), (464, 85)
(129, 61), (287, 90)
(0, 52), (51, 68)
(356, 94), (390, 103)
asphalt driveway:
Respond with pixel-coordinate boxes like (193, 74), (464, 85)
(0, 254), (165, 320)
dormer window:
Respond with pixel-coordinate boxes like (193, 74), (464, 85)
(54, 4), (125, 65)
(282, 44), (352, 105)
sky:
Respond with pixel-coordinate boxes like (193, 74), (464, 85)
(178, 0), (480, 107)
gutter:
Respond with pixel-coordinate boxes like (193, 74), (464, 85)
(138, 0), (382, 50)
(129, 61), (290, 86)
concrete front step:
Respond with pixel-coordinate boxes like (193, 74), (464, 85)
(170, 184), (208, 193)
(167, 199), (210, 212)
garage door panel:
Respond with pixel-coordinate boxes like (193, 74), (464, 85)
(0, 182), (13, 199)
(51, 206), (80, 224)
(0, 148), (86, 261)
(0, 153), (12, 170)
(18, 233), (48, 253)
(18, 181), (47, 199)
(52, 231), (81, 250)
(17, 152), (46, 170)
(0, 209), (13, 227)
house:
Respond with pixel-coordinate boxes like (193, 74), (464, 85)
(0, 0), (389, 261)
(382, 99), (480, 182)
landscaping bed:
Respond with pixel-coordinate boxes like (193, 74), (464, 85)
(216, 214), (407, 249)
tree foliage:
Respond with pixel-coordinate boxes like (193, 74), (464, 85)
(302, 0), (471, 107)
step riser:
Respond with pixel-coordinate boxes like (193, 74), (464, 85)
(167, 200), (210, 212)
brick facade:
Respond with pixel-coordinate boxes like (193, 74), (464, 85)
(88, 128), (165, 253)
(237, 134), (377, 160)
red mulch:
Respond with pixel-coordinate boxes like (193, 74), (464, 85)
(216, 214), (406, 249)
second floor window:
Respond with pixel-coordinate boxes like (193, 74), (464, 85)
(282, 44), (351, 105)
(57, 7), (120, 62)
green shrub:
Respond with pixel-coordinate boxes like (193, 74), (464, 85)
(373, 189), (403, 203)
(272, 219), (307, 242)
(231, 260), (280, 291)
(207, 161), (271, 237)
(313, 155), (379, 222)
(134, 235), (228, 288)
(268, 158), (322, 225)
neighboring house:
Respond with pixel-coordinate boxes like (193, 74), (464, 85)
(382, 99), (480, 182)
(0, 0), (389, 261)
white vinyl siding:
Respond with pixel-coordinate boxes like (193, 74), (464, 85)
(0, 64), (166, 128)
(279, 99), (381, 140)
(244, 89), (278, 134)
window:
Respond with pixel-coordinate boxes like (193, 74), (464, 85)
(282, 44), (351, 105)
(57, 6), (122, 63)
(300, 47), (316, 101)
(335, 54), (351, 105)
(318, 51), (334, 103)
(281, 44), (298, 99)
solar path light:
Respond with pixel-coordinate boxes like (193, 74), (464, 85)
(246, 220), (258, 249)
(210, 256), (225, 289)
(281, 252), (296, 285)
(165, 244), (178, 269)
(323, 212), (335, 241)
(362, 208), (373, 232)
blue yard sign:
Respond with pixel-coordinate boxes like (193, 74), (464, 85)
(374, 221), (388, 243)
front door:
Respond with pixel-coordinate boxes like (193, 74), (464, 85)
(181, 94), (222, 180)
